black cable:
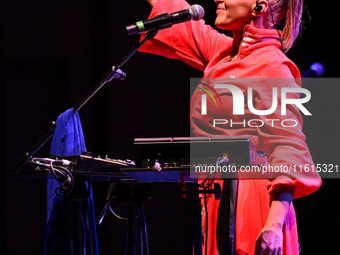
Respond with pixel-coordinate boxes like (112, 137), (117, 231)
(108, 203), (128, 221)
(198, 179), (210, 254)
(55, 169), (74, 197)
(198, 156), (228, 254)
(124, 230), (129, 255)
(138, 205), (150, 255)
(99, 195), (128, 224)
(141, 206), (150, 255)
(31, 158), (74, 197)
(49, 162), (74, 197)
(139, 207), (144, 255)
(199, 157), (222, 190)
(203, 188), (208, 255)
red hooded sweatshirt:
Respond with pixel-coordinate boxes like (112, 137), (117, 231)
(139, 0), (321, 254)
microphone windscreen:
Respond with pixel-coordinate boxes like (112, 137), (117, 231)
(190, 5), (205, 21)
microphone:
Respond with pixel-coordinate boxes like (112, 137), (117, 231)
(126, 4), (205, 35)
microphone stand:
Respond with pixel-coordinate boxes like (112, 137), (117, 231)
(10, 29), (159, 176)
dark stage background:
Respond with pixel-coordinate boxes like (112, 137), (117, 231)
(1, 1), (339, 254)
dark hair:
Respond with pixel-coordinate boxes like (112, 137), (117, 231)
(258, 0), (303, 52)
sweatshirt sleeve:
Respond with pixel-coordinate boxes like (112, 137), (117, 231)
(255, 52), (321, 199)
(139, 0), (233, 71)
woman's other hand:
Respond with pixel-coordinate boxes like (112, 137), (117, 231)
(254, 191), (293, 255)
(255, 226), (283, 255)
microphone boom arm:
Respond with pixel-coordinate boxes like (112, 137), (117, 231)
(74, 29), (159, 113)
(10, 29), (159, 176)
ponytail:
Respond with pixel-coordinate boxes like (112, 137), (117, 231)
(281, 0), (303, 52)
(258, 0), (304, 52)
